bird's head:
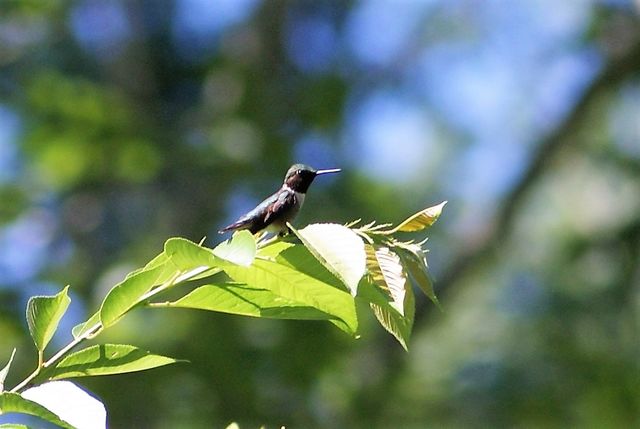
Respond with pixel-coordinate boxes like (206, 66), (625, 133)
(284, 164), (341, 193)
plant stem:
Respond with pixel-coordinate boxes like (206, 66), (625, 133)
(10, 321), (102, 393)
(9, 266), (210, 394)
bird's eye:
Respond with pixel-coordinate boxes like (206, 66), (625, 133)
(297, 170), (302, 175)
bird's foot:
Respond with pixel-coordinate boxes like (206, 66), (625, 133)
(278, 226), (292, 237)
(256, 234), (280, 248)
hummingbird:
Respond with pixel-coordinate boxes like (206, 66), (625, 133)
(219, 164), (341, 236)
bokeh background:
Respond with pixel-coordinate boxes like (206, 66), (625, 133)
(1, 0), (639, 427)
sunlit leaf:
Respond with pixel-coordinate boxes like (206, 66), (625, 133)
(165, 232), (255, 272)
(22, 381), (106, 429)
(40, 344), (183, 380)
(162, 283), (337, 321)
(99, 265), (164, 328)
(292, 223), (366, 296)
(26, 286), (71, 353)
(139, 250), (178, 284)
(223, 257), (358, 336)
(388, 201), (447, 233)
(0, 349), (16, 392)
(0, 392), (75, 429)
(212, 230), (256, 266)
(257, 240), (296, 259)
(164, 237), (218, 270)
(71, 311), (100, 340)
(365, 245), (407, 316)
(143, 250), (170, 271)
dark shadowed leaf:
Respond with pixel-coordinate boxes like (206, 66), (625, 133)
(0, 349), (16, 392)
(402, 252), (441, 309)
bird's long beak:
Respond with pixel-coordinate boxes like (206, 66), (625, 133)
(315, 168), (341, 175)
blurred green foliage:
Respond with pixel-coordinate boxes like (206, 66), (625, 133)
(1, 1), (639, 428)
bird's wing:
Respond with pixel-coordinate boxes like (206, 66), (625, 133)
(218, 194), (278, 233)
(219, 190), (298, 234)
(263, 190), (296, 225)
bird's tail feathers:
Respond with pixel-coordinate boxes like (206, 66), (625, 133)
(218, 220), (249, 234)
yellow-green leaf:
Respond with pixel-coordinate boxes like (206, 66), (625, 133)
(163, 283), (337, 321)
(71, 311), (100, 340)
(389, 201), (447, 233)
(212, 230), (256, 266)
(26, 286), (71, 353)
(164, 237), (219, 270)
(223, 257), (359, 336)
(40, 344), (183, 380)
(99, 265), (164, 328)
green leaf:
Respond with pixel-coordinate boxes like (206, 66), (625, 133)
(0, 392), (75, 429)
(140, 250), (179, 284)
(372, 275), (415, 351)
(71, 311), (101, 340)
(212, 230), (256, 266)
(0, 349), (16, 392)
(26, 286), (71, 354)
(100, 265), (164, 328)
(223, 257), (359, 336)
(163, 283), (337, 321)
(402, 252), (441, 309)
(40, 344), (183, 380)
(363, 245), (416, 350)
(166, 233), (256, 271)
(365, 245), (408, 316)
(291, 223), (366, 296)
(388, 201), (447, 233)
(370, 281), (415, 351)
(164, 237), (219, 270)
(143, 250), (170, 271)
(0, 423), (30, 428)
(257, 239), (295, 259)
